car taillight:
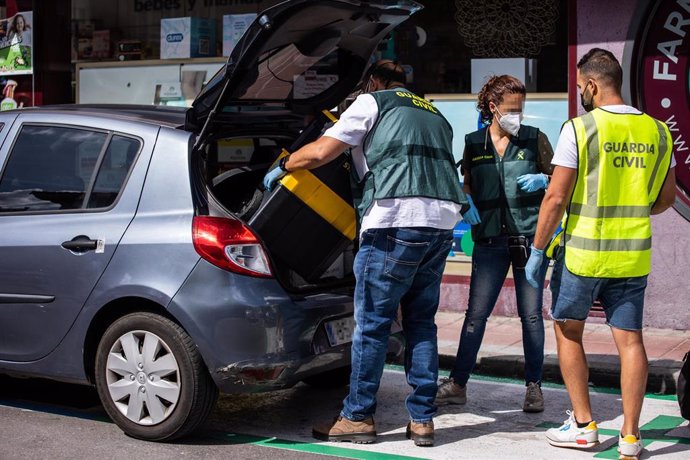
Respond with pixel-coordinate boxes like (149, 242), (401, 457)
(192, 216), (272, 278)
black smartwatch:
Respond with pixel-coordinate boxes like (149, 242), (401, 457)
(278, 155), (290, 172)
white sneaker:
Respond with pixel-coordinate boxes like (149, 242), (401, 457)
(618, 433), (643, 459)
(545, 410), (599, 449)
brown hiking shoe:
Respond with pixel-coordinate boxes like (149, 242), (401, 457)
(523, 382), (544, 413)
(312, 416), (376, 444)
(436, 377), (467, 405)
(406, 420), (434, 447)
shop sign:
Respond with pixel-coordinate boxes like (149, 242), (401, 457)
(634, 0), (690, 220)
(134, 0), (262, 13)
(0, 11), (32, 76)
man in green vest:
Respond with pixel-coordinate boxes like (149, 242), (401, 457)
(264, 60), (464, 446)
(524, 48), (676, 459)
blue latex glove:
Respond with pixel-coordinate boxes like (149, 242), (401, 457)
(263, 165), (287, 191)
(517, 173), (549, 192)
(461, 194), (481, 225)
(525, 245), (544, 289)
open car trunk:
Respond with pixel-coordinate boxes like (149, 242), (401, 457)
(188, 0), (422, 291)
(201, 113), (356, 291)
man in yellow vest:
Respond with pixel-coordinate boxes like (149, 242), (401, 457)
(524, 48), (676, 459)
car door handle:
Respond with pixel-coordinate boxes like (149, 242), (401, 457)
(61, 235), (98, 253)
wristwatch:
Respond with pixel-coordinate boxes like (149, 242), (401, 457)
(278, 155), (290, 172)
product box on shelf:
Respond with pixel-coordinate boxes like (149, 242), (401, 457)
(160, 17), (216, 59)
(91, 30), (111, 59)
(116, 40), (143, 61)
(222, 14), (256, 56)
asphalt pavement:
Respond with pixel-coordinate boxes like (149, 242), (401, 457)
(1, 368), (689, 459)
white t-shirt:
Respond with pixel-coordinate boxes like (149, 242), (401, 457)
(323, 93), (462, 234)
(552, 105), (677, 168)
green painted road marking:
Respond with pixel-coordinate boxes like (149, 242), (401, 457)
(539, 415), (689, 458)
(225, 433), (428, 460)
(593, 415), (689, 458)
(404, 364), (677, 402)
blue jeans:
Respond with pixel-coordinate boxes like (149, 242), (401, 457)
(449, 235), (549, 386)
(550, 255), (648, 330)
(341, 227), (453, 423)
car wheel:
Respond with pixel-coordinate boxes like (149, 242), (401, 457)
(94, 312), (218, 441)
(302, 365), (351, 389)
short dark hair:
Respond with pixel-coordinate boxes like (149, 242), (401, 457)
(369, 59), (407, 87)
(577, 48), (623, 91)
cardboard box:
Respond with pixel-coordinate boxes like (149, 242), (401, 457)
(91, 30), (111, 59)
(161, 17), (216, 59)
(73, 20), (95, 38)
(77, 38), (93, 60)
(222, 14), (256, 56)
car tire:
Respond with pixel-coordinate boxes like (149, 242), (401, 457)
(94, 312), (218, 441)
(302, 365), (351, 389)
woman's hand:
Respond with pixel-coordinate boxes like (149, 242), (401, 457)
(517, 173), (549, 192)
(462, 194), (481, 225)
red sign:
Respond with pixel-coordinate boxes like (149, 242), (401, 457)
(633, 0), (690, 219)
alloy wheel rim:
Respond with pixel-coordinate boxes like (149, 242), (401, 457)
(105, 330), (181, 425)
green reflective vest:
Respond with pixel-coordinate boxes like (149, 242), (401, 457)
(465, 125), (544, 240)
(564, 108), (673, 278)
(352, 88), (464, 221)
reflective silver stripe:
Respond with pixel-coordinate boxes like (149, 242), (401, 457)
(568, 202), (651, 218)
(581, 113), (599, 206)
(564, 233), (652, 251)
(649, 120), (669, 195)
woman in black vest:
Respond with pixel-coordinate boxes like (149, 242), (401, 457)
(437, 75), (554, 412)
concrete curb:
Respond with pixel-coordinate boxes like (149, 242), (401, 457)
(438, 351), (683, 394)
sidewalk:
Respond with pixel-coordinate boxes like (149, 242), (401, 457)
(436, 311), (690, 394)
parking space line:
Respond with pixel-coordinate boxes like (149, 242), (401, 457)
(0, 398), (428, 460)
(538, 415), (689, 458)
(593, 415), (689, 458)
(225, 433), (428, 460)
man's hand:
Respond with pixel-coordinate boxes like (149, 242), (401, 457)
(263, 164), (287, 191)
(462, 194), (481, 225)
(517, 173), (549, 192)
(525, 245), (544, 289)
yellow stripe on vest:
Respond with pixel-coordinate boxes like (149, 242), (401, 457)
(274, 150), (356, 240)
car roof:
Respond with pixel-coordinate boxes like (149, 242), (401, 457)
(8, 105), (188, 129)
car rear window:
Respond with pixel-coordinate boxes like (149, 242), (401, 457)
(0, 125), (141, 213)
(87, 136), (140, 209)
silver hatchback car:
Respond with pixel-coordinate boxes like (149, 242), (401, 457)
(0, 0), (420, 441)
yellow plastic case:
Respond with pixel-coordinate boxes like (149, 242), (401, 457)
(248, 148), (356, 282)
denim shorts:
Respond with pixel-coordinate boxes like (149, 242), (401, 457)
(549, 256), (648, 331)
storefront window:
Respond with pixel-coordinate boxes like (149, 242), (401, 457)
(393, 0), (568, 95)
(71, 0), (283, 62)
(70, 0), (568, 106)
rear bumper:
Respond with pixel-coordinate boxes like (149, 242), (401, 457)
(168, 259), (404, 393)
(212, 331), (404, 393)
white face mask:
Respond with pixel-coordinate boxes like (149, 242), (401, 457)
(496, 108), (523, 136)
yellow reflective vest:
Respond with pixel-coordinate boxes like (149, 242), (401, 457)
(564, 108), (673, 278)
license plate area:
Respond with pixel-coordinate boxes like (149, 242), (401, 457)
(324, 316), (355, 347)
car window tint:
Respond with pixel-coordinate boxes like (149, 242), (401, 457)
(87, 136), (140, 209)
(236, 46), (342, 102)
(0, 125), (107, 212)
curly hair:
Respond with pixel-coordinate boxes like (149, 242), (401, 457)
(477, 75), (526, 125)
